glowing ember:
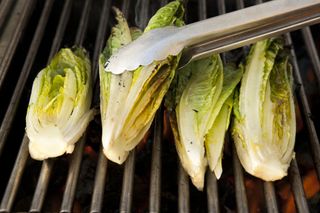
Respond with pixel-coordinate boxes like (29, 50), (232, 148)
(84, 146), (97, 159)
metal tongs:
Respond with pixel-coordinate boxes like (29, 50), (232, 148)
(105, 0), (320, 74)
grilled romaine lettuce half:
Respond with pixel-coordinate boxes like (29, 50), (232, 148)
(165, 56), (242, 190)
(26, 47), (94, 160)
(100, 1), (184, 164)
(232, 38), (296, 181)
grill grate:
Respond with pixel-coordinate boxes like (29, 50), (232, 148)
(0, 0), (320, 212)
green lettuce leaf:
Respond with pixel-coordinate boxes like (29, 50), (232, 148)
(100, 1), (184, 164)
(26, 47), (94, 160)
(232, 38), (295, 181)
(205, 63), (243, 178)
(205, 96), (233, 179)
(166, 52), (243, 189)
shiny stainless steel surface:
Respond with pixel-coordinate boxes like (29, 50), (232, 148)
(179, 0), (320, 68)
(104, 0), (320, 73)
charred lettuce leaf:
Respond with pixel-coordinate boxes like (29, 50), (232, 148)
(232, 38), (296, 181)
(100, 1), (184, 164)
(166, 55), (243, 190)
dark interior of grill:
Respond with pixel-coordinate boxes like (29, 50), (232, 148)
(0, 0), (320, 212)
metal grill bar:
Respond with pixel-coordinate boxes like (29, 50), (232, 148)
(174, 1), (189, 206)
(285, 31), (320, 180)
(91, 0), (111, 87)
(236, 0), (245, 10)
(0, 0), (54, 211)
(0, 136), (29, 212)
(284, 31), (317, 212)
(120, 150), (136, 213)
(217, 0), (227, 69)
(136, 0), (150, 29)
(0, 0), (54, 157)
(0, 0), (14, 34)
(75, 0), (92, 46)
(148, 2), (168, 212)
(119, 2), (150, 212)
(206, 171), (220, 213)
(121, 0), (130, 23)
(217, 0), (226, 15)
(263, 182), (279, 213)
(89, 0), (112, 211)
(90, 148), (108, 212)
(302, 27), (320, 89)
(30, 0), (74, 211)
(177, 1), (205, 211)
(149, 110), (163, 213)
(0, 0), (319, 212)
(47, 0), (73, 62)
(228, 1), (249, 212)
(198, 0), (221, 212)
(256, 0), (279, 212)
(29, 160), (54, 212)
(60, 137), (86, 212)
(60, 0), (92, 210)
(0, 0), (34, 89)
(198, 0), (207, 21)
(289, 159), (309, 212)
(178, 162), (190, 213)
(160, 0), (169, 7)
(232, 145), (249, 213)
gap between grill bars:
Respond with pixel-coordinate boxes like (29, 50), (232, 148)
(0, 0), (319, 212)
